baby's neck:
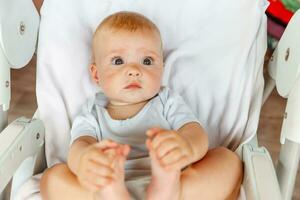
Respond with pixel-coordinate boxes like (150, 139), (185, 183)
(106, 100), (149, 120)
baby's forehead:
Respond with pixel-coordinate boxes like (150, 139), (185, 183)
(95, 27), (160, 40)
(93, 29), (163, 51)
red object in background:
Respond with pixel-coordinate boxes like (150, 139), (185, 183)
(267, 0), (294, 24)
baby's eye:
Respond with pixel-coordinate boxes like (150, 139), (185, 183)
(142, 57), (154, 66)
(111, 57), (124, 65)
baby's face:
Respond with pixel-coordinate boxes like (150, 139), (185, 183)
(93, 30), (164, 106)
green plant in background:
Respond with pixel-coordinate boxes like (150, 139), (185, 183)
(282, 0), (300, 12)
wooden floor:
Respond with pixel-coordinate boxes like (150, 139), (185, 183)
(8, 56), (37, 122)
(6, 55), (300, 199)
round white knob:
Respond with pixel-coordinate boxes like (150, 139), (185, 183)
(0, 0), (39, 69)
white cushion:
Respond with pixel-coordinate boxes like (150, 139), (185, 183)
(36, 0), (268, 167)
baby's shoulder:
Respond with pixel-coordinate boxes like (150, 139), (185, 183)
(157, 86), (181, 104)
(80, 96), (96, 114)
(81, 92), (107, 113)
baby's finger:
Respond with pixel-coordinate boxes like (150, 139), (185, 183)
(146, 127), (164, 138)
(146, 138), (152, 151)
(89, 150), (115, 166)
(112, 144), (130, 157)
(87, 160), (115, 178)
(165, 156), (189, 171)
(95, 139), (119, 150)
(160, 148), (182, 166)
(120, 144), (131, 157)
(81, 179), (102, 192)
(148, 141), (163, 168)
(113, 153), (126, 176)
(80, 172), (112, 191)
(86, 172), (113, 188)
(103, 148), (118, 161)
(151, 131), (175, 150)
(156, 139), (178, 159)
(94, 175), (113, 186)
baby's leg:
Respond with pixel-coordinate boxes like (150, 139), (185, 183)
(146, 142), (182, 200)
(180, 147), (243, 200)
(146, 147), (242, 200)
(41, 154), (130, 200)
(41, 163), (95, 200)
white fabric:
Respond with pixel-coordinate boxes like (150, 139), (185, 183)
(15, 0), (268, 199)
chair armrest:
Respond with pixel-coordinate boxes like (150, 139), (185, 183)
(242, 143), (282, 200)
(0, 117), (44, 193)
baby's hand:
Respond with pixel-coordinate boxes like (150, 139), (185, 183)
(146, 127), (194, 171)
(76, 140), (127, 192)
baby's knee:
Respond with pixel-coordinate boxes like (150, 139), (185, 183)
(214, 147), (243, 186)
(216, 147), (242, 171)
(40, 163), (69, 197)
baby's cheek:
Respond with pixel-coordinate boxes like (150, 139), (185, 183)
(99, 78), (118, 97)
(152, 77), (162, 91)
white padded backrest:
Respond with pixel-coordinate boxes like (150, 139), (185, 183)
(37, 0), (268, 166)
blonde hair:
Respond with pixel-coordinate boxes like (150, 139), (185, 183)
(91, 11), (162, 63)
(95, 11), (160, 35)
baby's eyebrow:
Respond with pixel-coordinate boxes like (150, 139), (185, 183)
(139, 49), (160, 58)
(104, 49), (126, 57)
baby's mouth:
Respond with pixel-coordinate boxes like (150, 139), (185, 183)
(124, 83), (142, 89)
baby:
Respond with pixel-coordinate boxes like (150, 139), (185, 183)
(41, 11), (243, 200)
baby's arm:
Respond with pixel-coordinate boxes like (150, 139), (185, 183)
(68, 136), (98, 174)
(146, 122), (208, 170)
(177, 122), (208, 163)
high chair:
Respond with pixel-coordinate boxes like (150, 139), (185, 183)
(1, 0), (300, 199)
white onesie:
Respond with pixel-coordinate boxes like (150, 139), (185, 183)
(70, 87), (200, 199)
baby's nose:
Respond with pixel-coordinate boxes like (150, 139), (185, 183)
(126, 65), (142, 77)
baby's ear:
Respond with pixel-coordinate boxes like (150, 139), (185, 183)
(89, 63), (100, 84)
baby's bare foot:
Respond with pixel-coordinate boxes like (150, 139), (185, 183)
(146, 139), (181, 200)
(94, 145), (131, 200)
